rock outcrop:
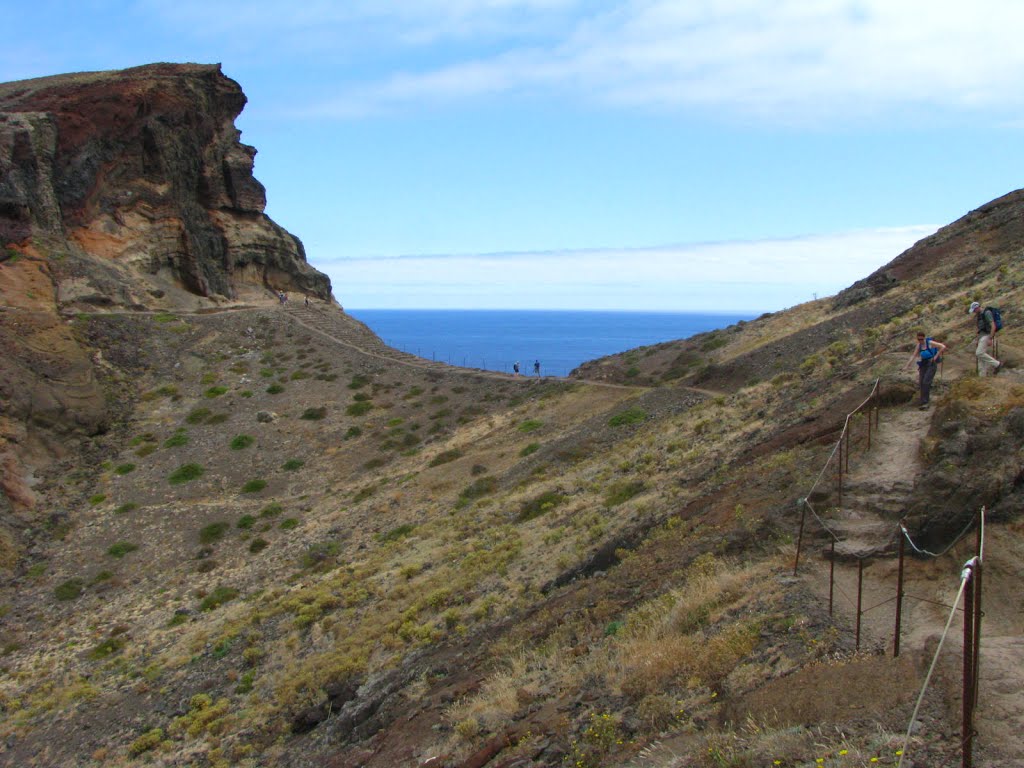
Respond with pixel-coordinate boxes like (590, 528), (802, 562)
(0, 62), (331, 304)
(0, 63), (334, 530)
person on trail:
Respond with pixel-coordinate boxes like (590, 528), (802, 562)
(533, 360), (541, 377)
(905, 331), (946, 409)
(513, 361), (520, 376)
(304, 295), (310, 307)
(968, 301), (1002, 376)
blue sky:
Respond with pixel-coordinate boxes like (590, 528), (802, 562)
(6, 1), (1024, 311)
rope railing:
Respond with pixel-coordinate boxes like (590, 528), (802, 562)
(789, 379), (987, 767)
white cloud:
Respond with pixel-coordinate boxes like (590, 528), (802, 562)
(318, 225), (936, 310)
(301, 0), (1024, 122)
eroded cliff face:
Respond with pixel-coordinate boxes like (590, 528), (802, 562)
(0, 62), (331, 303)
(0, 63), (333, 535)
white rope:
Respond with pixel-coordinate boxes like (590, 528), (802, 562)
(897, 558), (977, 768)
(900, 514), (979, 560)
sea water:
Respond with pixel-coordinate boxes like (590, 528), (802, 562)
(347, 309), (758, 378)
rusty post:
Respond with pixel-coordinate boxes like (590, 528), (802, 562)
(963, 564), (976, 768)
(793, 500), (807, 576)
(894, 530), (905, 657)
(829, 539), (836, 616)
(973, 510), (983, 709)
(856, 557), (864, 651)
(845, 425), (851, 473)
(837, 441), (843, 510)
(867, 405), (873, 450)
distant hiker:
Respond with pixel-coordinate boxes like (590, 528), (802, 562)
(905, 331), (946, 409)
(304, 295), (310, 307)
(277, 290), (285, 305)
(968, 301), (1002, 375)
(533, 360), (541, 377)
(513, 361), (520, 376)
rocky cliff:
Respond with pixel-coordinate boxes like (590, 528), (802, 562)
(0, 63), (333, 523)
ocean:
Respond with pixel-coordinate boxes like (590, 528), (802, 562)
(347, 309), (758, 378)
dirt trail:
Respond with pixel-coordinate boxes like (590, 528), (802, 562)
(802, 405), (1024, 766)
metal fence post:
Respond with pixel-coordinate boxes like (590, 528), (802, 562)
(837, 441), (843, 509)
(856, 558), (864, 652)
(793, 499), (807, 576)
(894, 531), (905, 657)
(829, 539), (836, 616)
(963, 565), (976, 768)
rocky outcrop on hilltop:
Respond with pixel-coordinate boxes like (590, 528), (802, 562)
(0, 62), (331, 303)
(0, 63), (334, 531)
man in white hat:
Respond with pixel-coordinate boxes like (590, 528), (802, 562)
(968, 301), (1001, 375)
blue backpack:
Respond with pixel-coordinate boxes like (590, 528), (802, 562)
(987, 307), (1004, 331)
(919, 339), (939, 362)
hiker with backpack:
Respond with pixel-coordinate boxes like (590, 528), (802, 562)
(968, 301), (1003, 376)
(905, 331), (947, 409)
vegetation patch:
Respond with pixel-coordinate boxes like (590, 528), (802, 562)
(260, 503), (283, 518)
(348, 374), (371, 389)
(347, 401), (373, 417)
(199, 586), (239, 611)
(115, 502), (138, 514)
(241, 479), (267, 494)
(518, 419), (544, 433)
(237, 515), (257, 530)
(517, 490), (565, 522)
(604, 479), (646, 507)
(163, 432), (189, 448)
(609, 407), (648, 427)
(185, 407), (211, 424)
(88, 494), (107, 506)
(300, 407), (327, 420)
(204, 386), (229, 398)
(88, 637), (126, 660)
(114, 463), (136, 475)
(282, 459), (304, 471)
(460, 476), (498, 501)
(168, 463), (205, 485)
(249, 538), (269, 553)
(54, 578), (85, 601)
(429, 448), (463, 467)
(267, 383), (285, 394)
(106, 542), (138, 558)
(199, 522), (231, 544)
(230, 434), (255, 450)
(376, 524), (415, 543)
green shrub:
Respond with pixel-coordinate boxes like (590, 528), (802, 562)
(114, 463), (136, 475)
(260, 503), (283, 518)
(347, 401), (373, 417)
(377, 524), (415, 543)
(460, 476), (498, 501)
(54, 578), (85, 601)
(344, 426), (362, 440)
(89, 637), (126, 659)
(168, 463), (204, 485)
(92, 570), (113, 584)
(206, 413), (228, 425)
(199, 522), (230, 544)
(237, 515), (257, 530)
(163, 433), (189, 448)
(204, 386), (228, 398)
(280, 518), (300, 530)
(199, 586), (239, 611)
(300, 407), (327, 420)
(290, 370), (310, 380)
(517, 490), (565, 522)
(282, 459), (304, 471)
(88, 494), (107, 506)
(609, 407), (648, 427)
(186, 407), (211, 424)
(604, 479), (646, 507)
(107, 542), (138, 558)
(241, 479), (267, 494)
(249, 538), (269, 554)
(230, 434), (255, 450)
(135, 444), (157, 457)
(348, 374), (371, 389)
(115, 502), (138, 514)
(518, 419), (543, 433)
(519, 443), (540, 457)
(267, 383), (285, 394)
(429, 449), (463, 467)
(128, 728), (164, 756)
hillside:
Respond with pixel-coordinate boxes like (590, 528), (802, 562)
(1, 65), (1023, 768)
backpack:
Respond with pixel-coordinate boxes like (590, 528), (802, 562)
(986, 307), (1004, 332)
(919, 338), (939, 361)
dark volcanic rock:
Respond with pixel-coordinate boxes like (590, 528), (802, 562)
(0, 63), (331, 301)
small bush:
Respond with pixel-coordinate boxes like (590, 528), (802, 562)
(89, 637), (126, 660)
(128, 728), (165, 756)
(282, 459), (304, 471)
(518, 419), (543, 433)
(249, 538), (269, 554)
(55, 578), (85, 601)
(260, 503), (283, 518)
(88, 494), (107, 506)
(163, 433), (189, 448)
(377, 524), (415, 543)
(115, 502), (138, 514)
(267, 383), (285, 394)
(344, 426), (362, 440)
(204, 386), (228, 398)
(347, 401), (373, 417)
(199, 586), (239, 611)
(604, 479), (645, 507)
(199, 522), (230, 544)
(609, 407), (648, 427)
(185, 407), (211, 424)
(429, 449), (463, 467)
(241, 479), (267, 494)
(348, 374), (371, 389)
(280, 518), (300, 530)
(114, 463), (136, 476)
(460, 476), (498, 501)
(300, 407), (327, 421)
(168, 463), (204, 485)
(517, 490), (565, 522)
(237, 515), (257, 530)
(519, 443), (540, 457)
(230, 434), (255, 450)
(107, 542), (138, 558)
(135, 444), (157, 457)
